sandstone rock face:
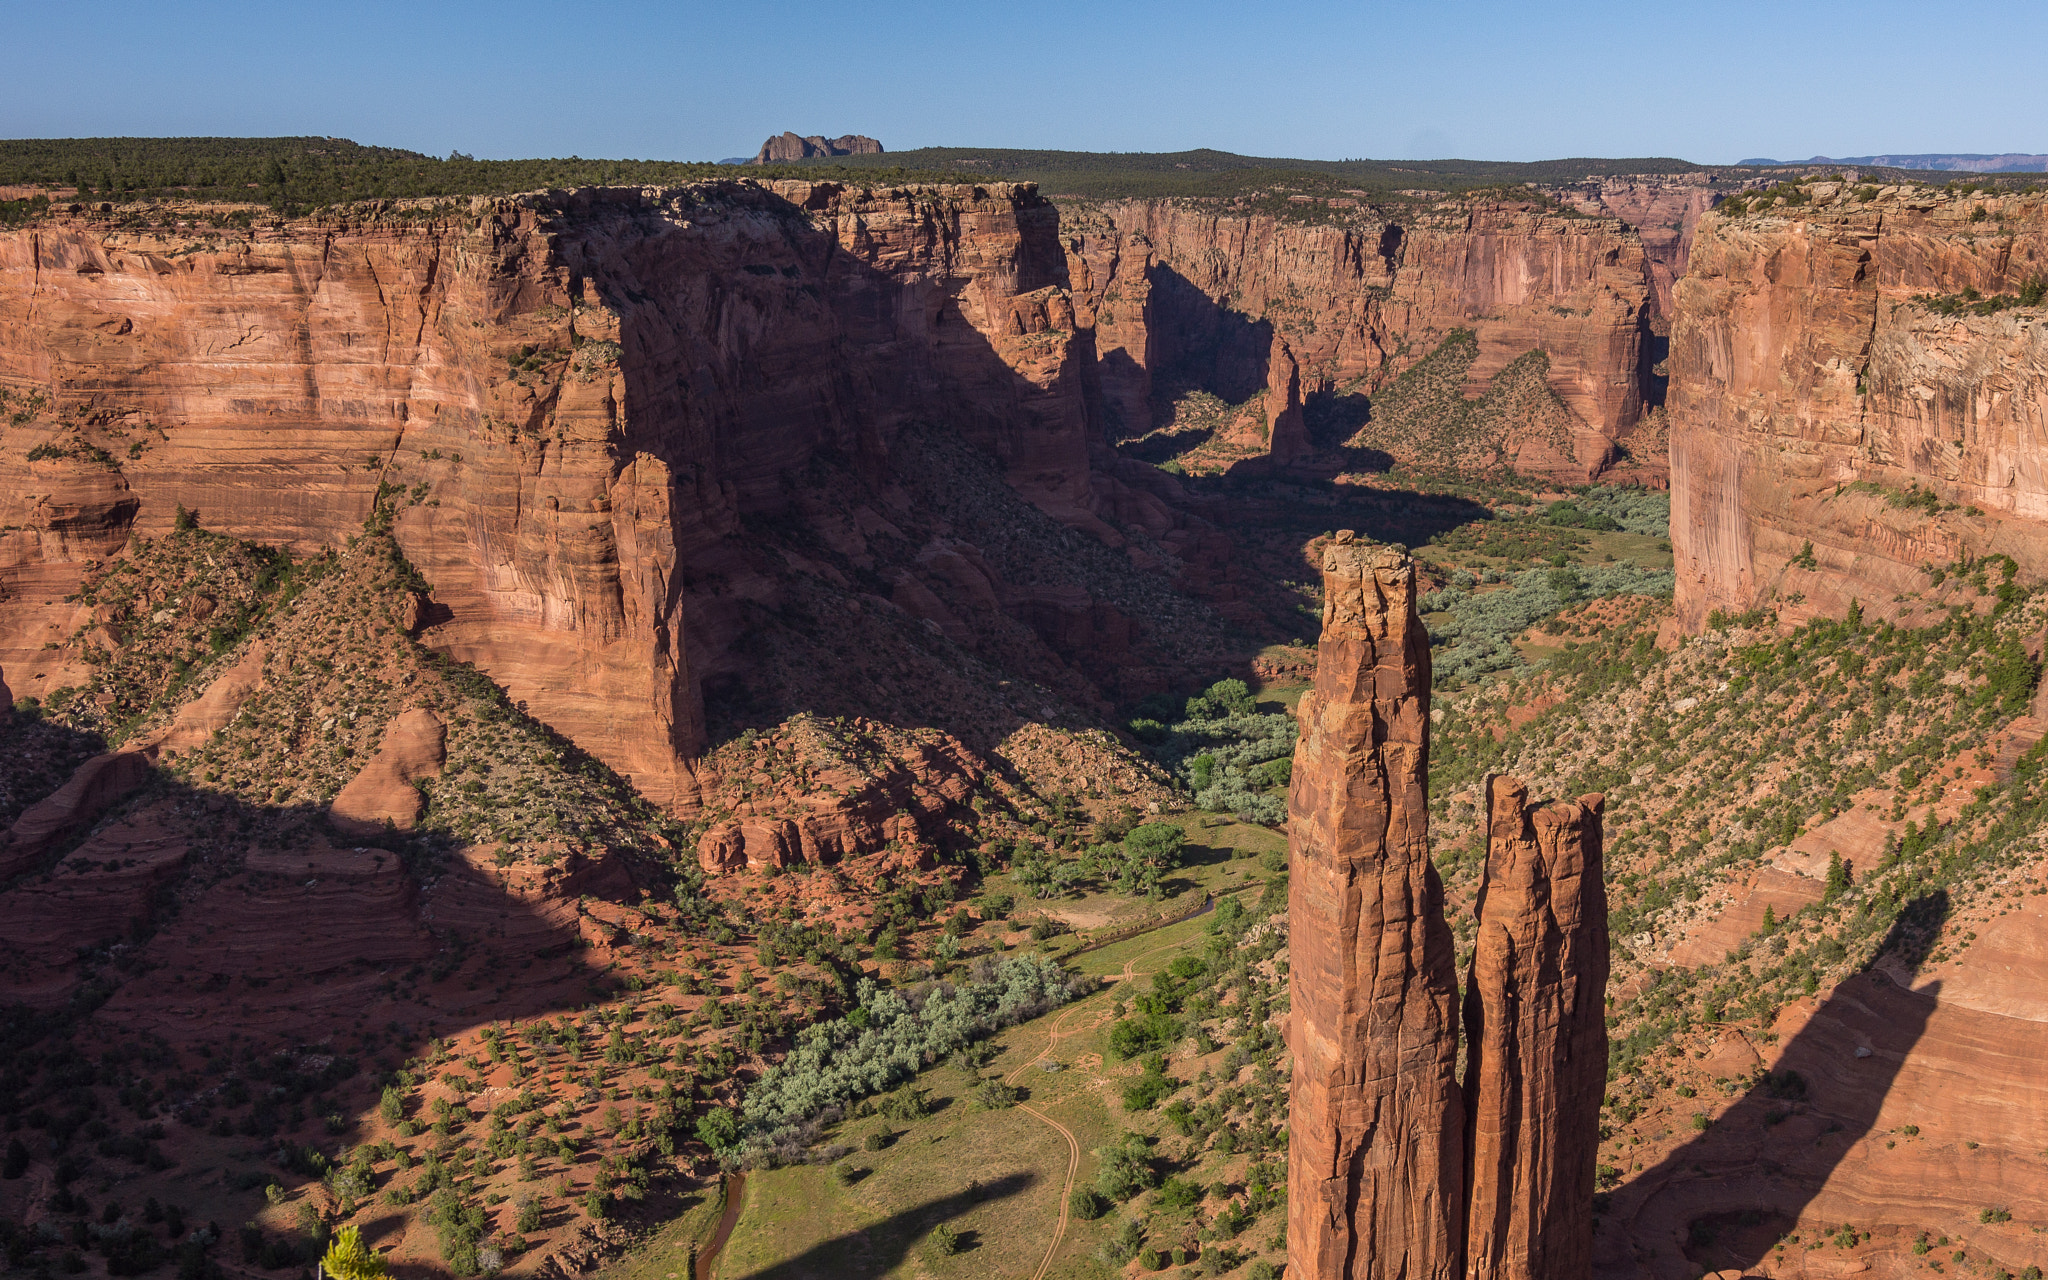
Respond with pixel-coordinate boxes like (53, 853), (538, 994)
(1540, 174), (1730, 322)
(329, 706), (446, 835)
(0, 749), (152, 877)
(1287, 536), (1465, 1280)
(1667, 189), (2048, 632)
(1463, 776), (1609, 1280)
(748, 133), (884, 164)
(0, 181), (1116, 813)
(1064, 198), (1659, 482)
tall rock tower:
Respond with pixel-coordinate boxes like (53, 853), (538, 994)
(1462, 777), (1609, 1280)
(1286, 535), (1466, 1280)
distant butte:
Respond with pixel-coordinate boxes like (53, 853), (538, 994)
(747, 131), (884, 164)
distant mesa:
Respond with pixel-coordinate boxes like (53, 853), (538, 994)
(745, 131), (884, 165)
(1738, 151), (2048, 172)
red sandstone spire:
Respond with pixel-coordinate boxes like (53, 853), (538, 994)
(1462, 776), (1609, 1280)
(1287, 534), (1466, 1280)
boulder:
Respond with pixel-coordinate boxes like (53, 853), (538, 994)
(329, 708), (446, 836)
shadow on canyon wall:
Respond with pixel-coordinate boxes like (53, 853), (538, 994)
(1601, 892), (1951, 1277)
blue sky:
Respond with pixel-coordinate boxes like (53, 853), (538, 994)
(2, 0), (2041, 164)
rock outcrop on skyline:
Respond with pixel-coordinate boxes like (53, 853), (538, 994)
(1666, 185), (2048, 632)
(1286, 540), (1610, 1280)
(1464, 776), (1609, 1280)
(1286, 535), (1465, 1280)
(747, 132), (884, 164)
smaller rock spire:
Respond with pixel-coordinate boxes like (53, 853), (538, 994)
(1462, 776), (1609, 1280)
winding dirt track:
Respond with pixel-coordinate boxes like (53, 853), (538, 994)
(1002, 939), (1179, 1280)
(1004, 1005), (1087, 1280)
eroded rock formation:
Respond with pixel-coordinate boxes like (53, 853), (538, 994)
(1464, 776), (1609, 1280)
(329, 706), (447, 835)
(1667, 185), (2048, 632)
(1286, 535), (1465, 1280)
(748, 132), (884, 164)
(1287, 544), (1610, 1280)
(1541, 174), (1729, 322)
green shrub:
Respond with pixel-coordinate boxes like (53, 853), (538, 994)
(1155, 1176), (1201, 1209)
(1070, 1186), (1109, 1220)
(1122, 1070), (1174, 1112)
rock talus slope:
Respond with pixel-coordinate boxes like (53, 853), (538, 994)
(1286, 535), (1465, 1280)
(1463, 776), (1608, 1280)
(1667, 186), (2048, 631)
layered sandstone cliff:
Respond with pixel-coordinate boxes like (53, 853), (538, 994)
(1667, 185), (2048, 631)
(1063, 197), (1661, 481)
(0, 181), (1152, 814)
(1463, 777), (1609, 1280)
(1542, 174), (1729, 323)
(1286, 535), (1465, 1280)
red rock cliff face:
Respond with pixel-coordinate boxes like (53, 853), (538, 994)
(1543, 175), (1730, 324)
(1287, 536), (1465, 1280)
(1463, 776), (1608, 1280)
(1063, 198), (1658, 481)
(0, 181), (1104, 810)
(1667, 186), (2048, 632)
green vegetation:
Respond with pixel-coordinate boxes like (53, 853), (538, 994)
(1912, 279), (2048, 317)
(1421, 561), (1674, 686)
(702, 889), (1293, 1278)
(1344, 331), (1579, 472)
(1127, 680), (1297, 823)
(320, 1226), (387, 1280)
(0, 136), (958, 213)
(734, 956), (1090, 1159)
(784, 145), (1714, 205)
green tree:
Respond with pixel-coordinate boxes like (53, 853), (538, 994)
(1187, 678), (1255, 719)
(1824, 852), (1851, 903)
(430, 1189), (486, 1274)
(1115, 823), (1185, 896)
(694, 1106), (740, 1156)
(321, 1226), (388, 1280)
(379, 1086), (405, 1124)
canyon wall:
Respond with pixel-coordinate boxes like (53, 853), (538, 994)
(1667, 185), (2048, 631)
(0, 181), (1130, 811)
(1062, 196), (1663, 482)
(1541, 174), (1729, 323)
(1286, 535), (1465, 1280)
